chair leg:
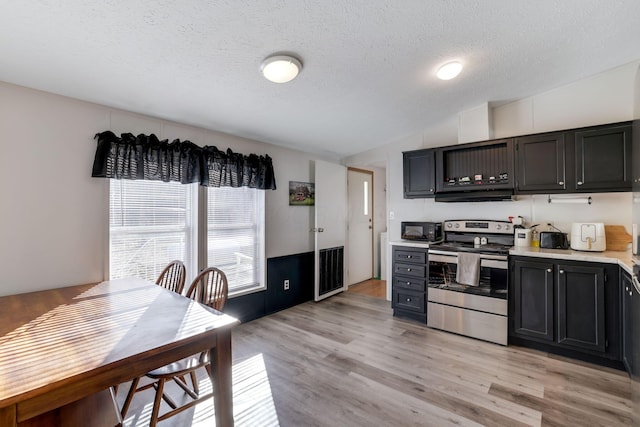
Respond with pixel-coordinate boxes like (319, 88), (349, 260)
(120, 377), (141, 419)
(150, 378), (166, 427)
(189, 370), (199, 395)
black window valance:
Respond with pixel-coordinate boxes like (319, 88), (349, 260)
(91, 131), (277, 190)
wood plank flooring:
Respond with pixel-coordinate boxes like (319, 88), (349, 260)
(117, 291), (633, 426)
(348, 279), (386, 299)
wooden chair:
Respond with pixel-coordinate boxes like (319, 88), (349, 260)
(155, 260), (186, 294)
(112, 260), (187, 398)
(120, 267), (229, 426)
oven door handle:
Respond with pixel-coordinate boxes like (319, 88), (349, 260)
(428, 253), (458, 264)
(429, 252), (508, 270)
(481, 259), (508, 270)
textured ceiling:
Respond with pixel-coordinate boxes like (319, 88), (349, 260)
(1, 1), (639, 159)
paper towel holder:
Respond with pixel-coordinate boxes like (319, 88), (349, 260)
(548, 195), (592, 205)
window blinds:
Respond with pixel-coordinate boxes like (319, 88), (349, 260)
(207, 186), (265, 294)
(109, 180), (197, 283)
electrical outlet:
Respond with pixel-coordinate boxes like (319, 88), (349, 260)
(284, 279), (290, 290)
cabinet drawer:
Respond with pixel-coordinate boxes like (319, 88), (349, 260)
(393, 289), (425, 313)
(394, 250), (427, 264)
(394, 262), (426, 278)
(393, 277), (426, 292)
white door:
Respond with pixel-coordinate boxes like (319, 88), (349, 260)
(314, 160), (347, 301)
(347, 168), (373, 285)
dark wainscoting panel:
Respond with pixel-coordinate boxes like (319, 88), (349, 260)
(223, 251), (314, 323)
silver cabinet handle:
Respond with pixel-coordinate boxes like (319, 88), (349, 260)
(406, 298), (412, 302)
(547, 268), (552, 273)
(558, 181), (564, 185)
(632, 275), (640, 293)
(406, 281), (411, 285)
(577, 181), (583, 186)
(559, 270), (565, 274)
(407, 268), (412, 272)
(407, 255), (412, 259)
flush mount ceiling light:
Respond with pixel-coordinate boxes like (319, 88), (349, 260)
(436, 61), (463, 80)
(260, 55), (302, 83)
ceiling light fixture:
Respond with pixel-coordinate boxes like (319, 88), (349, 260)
(436, 61), (463, 80)
(260, 55), (302, 83)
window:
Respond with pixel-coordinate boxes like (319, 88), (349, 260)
(109, 180), (265, 296)
(206, 187), (265, 295)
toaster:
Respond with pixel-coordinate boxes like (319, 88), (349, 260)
(539, 231), (569, 249)
(570, 223), (606, 251)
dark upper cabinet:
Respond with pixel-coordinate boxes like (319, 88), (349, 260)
(574, 122), (632, 192)
(402, 120), (632, 199)
(556, 263), (606, 353)
(512, 259), (555, 341)
(436, 138), (514, 193)
(403, 149), (436, 198)
(516, 132), (569, 193)
(510, 256), (620, 361)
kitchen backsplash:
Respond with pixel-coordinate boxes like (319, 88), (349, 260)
(392, 192), (632, 240)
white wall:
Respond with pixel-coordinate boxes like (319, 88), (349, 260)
(346, 61), (640, 287)
(0, 82), (324, 296)
(493, 61), (638, 137)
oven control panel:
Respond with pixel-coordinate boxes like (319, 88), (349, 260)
(443, 220), (513, 234)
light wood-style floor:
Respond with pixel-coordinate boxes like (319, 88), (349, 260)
(348, 278), (386, 299)
(118, 291), (633, 426)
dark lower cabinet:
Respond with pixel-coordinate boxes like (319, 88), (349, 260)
(556, 263), (606, 353)
(622, 271), (634, 373)
(510, 257), (620, 364)
(392, 245), (428, 322)
(512, 259), (554, 341)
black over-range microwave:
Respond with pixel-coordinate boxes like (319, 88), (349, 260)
(401, 221), (443, 242)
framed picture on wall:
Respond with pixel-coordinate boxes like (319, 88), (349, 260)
(289, 181), (315, 206)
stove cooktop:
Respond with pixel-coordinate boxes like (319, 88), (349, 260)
(430, 242), (512, 255)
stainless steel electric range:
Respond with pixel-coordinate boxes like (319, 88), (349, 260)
(427, 219), (514, 345)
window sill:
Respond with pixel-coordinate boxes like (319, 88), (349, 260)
(228, 285), (266, 299)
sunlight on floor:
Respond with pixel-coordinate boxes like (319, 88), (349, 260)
(231, 353), (280, 426)
(121, 353), (279, 426)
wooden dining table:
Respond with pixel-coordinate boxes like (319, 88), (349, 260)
(0, 278), (239, 426)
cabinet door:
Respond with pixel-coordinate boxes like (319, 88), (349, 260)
(632, 273), (640, 379)
(516, 132), (567, 192)
(557, 264), (606, 353)
(575, 123), (632, 191)
(403, 149), (435, 198)
(622, 273), (634, 373)
(512, 259), (554, 341)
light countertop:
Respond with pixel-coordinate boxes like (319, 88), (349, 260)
(390, 240), (636, 275)
(388, 240), (430, 249)
(510, 246), (634, 275)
